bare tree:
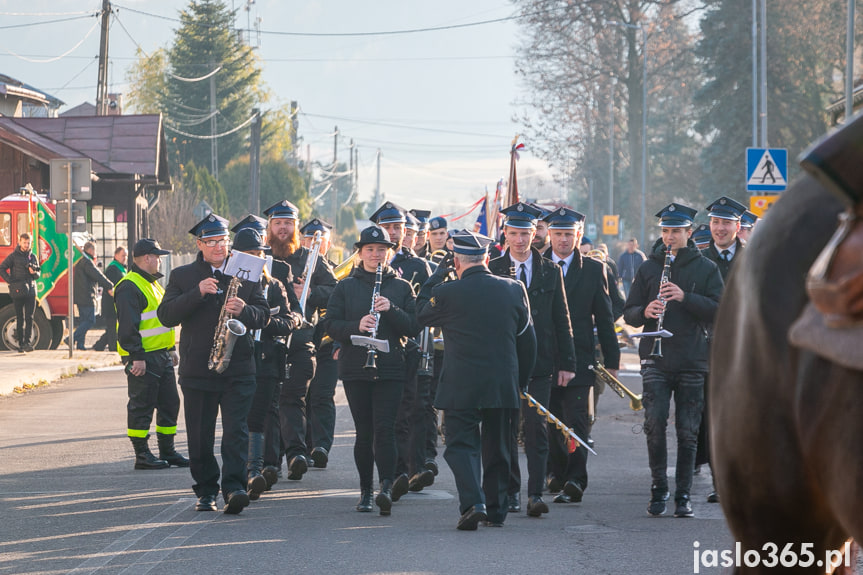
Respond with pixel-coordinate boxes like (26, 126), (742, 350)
(149, 185), (201, 254)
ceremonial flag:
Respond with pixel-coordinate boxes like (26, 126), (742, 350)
(507, 135), (525, 207)
(475, 192), (490, 236)
(34, 199), (81, 303)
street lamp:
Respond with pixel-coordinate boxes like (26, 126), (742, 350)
(608, 21), (647, 248)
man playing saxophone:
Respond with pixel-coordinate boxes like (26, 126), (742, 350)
(158, 214), (270, 515)
(623, 203), (723, 519)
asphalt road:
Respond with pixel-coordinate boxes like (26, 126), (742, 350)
(0, 366), (735, 575)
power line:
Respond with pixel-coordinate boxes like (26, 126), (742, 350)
(0, 19), (100, 63)
(0, 14), (96, 30)
(300, 112), (509, 139)
(164, 113), (257, 139)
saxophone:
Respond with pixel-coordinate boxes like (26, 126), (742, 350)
(208, 275), (248, 374)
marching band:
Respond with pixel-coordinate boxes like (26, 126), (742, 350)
(136, 195), (757, 524)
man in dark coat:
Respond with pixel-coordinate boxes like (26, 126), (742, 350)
(543, 207), (619, 504)
(157, 214), (270, 515)
(73, 241), (115, 350)
(264, 200), (338, 482)
(0, 232), (40, 351)
(489, 202), (575, 518)
(623, 203), (723, 519)
(417, 230), (536, 530)
(93, 245), (127, 351)
(695, 196), (747, 504)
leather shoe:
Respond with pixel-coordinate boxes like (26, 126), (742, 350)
(408, 469), (434, 492)
(356, 490), (373, 512)
(563, 480), (584, 503)
(456, 504), (487, 531)
(262, 466), (279, 489)
(391, 473), (409, 502)
(526, 495), (549, 517)
(707, 490), (719, 503)
(310, 447), (328, 468)
(223, 490), (250, 515)
(674, 496), (694, 518)
(195, 494), (218, 511)
(553, 492), (571, 504)
(483, 521), (504, 527)
(508, 492), (521, 513)
(287, 455), (308, 480)
(424, 459), (439, 476)
(546, 474), (563, 494)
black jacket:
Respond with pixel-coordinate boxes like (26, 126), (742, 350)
(272, 246), (338, 351)
(489, 248), (575, 378)
(702, 237), (744, 283)
(324, 265), (420, 382)
(255, 276), (302, 379)
(391, 247), (431, 291)
(551, 251), (620, 386)
(157, 252), (269, 381)
(417, 265), (536, 410)
(606, 261), (626, 320)
(102, 259), (126, 319)
(73, 253), (114, 308)
(115, 263), (171, 361)
(623, 241), (724, 373)
(0, 246), (39, 297)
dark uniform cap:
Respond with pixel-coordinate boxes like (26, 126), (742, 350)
(706, 196), (747, 221)
(451, 230), (493, 255)
(354, 225), (396, 250)
(369, 201), (407, 225)
(230, 214), (268, 234)
(263, 200), (299, 220)
(581, 236), (593, 246)
(448, 228), (460, 238)
(409, 209), (431, 231)
(189, 213), (230, 239)
(429, 216), (447, 231)
(232, 228), (270, 252)
(529, 202), (551, 219)
(655, 202), (697, 228)
(404, 212), (420, 231)
(740, 210), (759, 229)
(501, 202), (542, 229)
(543, 206), (586, 230)
(299, 218), (333, 237)
(691, 223), (712, 248)
(133, 238), (170, 257)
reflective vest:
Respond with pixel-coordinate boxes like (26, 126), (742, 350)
(115, 271), (175, 355)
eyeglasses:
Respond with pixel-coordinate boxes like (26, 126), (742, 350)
(199, 238), (229, 247)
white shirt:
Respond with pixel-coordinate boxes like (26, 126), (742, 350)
(552, 251), (575, 277)
(719, 242), (737, 260)
(510, 251), (533, 287)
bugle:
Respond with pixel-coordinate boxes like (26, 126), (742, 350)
(589, 363), (643, 412)
(521, 391), (596, 456)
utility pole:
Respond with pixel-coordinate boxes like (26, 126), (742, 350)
(348, 138), (355, 207)
(332, 126), (339, 225)
(759, 0), (768, 147)
(608, 79), (615, 219)
(209, 59), (219, 179)
(248, 108), (261, 215)
(95, 0), (111, 116)
(751, 0), (758, 146)
(306, 144), (312, 194)
(846, 0), (856, 122)
(374, 149), (382, 207)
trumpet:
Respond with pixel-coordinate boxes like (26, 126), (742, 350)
(589, 363), (643, 411)
(297, 231), (323, 320)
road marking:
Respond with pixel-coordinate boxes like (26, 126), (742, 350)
(115, 514), (215, 575)
(88, 366), (125, 372)
(67, 498), (199, 575)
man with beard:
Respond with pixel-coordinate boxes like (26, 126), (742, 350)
(369, 201), (433, 500)
(263, 200), (338, 481)
(529, 203), (550, 253)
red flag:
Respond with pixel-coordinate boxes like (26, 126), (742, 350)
(507, 135), (525, 207)
(567, 436), (578, 454)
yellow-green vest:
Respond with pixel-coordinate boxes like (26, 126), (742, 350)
(115, 272), (175, 355)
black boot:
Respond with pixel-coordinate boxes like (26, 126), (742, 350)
(131, 436), (169, 470)
(261, 465), (279, 490)
(375, 479), (393, 516)
(247, 432), (267, 501)
(356, 490), (373, 512)
(156, 433), (190, 467)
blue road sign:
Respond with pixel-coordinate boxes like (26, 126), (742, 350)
(746, 148), (787, 192)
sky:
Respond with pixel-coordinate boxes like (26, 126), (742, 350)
(0, 0), (558, 220)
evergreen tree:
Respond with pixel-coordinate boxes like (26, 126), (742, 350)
(220, 155), (311, 221)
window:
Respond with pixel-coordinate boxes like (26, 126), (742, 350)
(88, 205), (127, 262)
(0, 213), (10, 246)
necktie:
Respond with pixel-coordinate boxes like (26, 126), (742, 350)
(721, 249), (731, 262)
(519, 263), (527, 287)
(559, 260), (567, 276)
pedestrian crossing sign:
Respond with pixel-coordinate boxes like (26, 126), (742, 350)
(746, 148), (787, 192)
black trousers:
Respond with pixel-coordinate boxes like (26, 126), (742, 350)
(180, 375), (256, 499)
(417, 348), (444, 463)
(12, 292), (36, 346)
(126, 350), (180, 435)
(695, 373), (711, 467)
(93, 298), (117, 351)
(248, 375), (280, 434)
(263, 383), (282, 467)
(395, 346), (420, 476)
(548, 383), (591, 490)
(443, 407), (511, 524)
(343, 378), (403, 491)
(279, 348), (315, 460)
(305, 343), (338, 453)
(509, 375), (552, 497)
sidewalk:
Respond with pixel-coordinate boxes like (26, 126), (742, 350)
(0, 329), (121, 396)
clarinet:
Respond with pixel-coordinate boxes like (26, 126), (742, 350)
(363, 263), (383, 377)
(649, 244), (673, 359)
